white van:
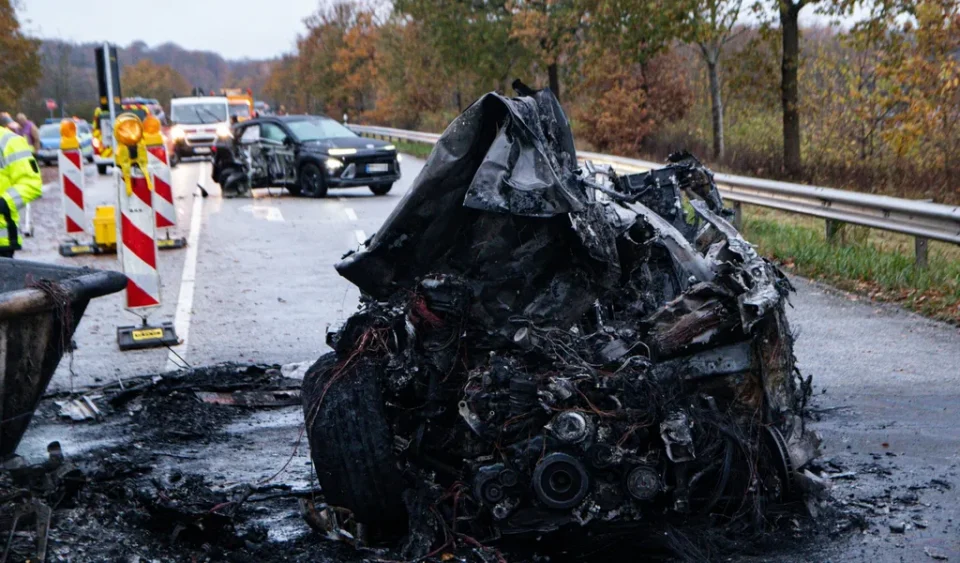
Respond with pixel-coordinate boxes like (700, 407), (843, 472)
(169, 97), (231, 160)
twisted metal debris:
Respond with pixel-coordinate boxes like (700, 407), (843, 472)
(303, 82), (821, 559)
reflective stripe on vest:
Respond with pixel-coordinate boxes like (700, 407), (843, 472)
(5, 187), (24, 209)
(0, 131), (15, 153)
(0, 149), (33, 168)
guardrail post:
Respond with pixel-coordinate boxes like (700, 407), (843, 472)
(915, 237), (929, 269)
(825, 219), (844, 244)
(731, 202), (743, 230)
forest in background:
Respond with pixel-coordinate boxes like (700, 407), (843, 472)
(2, 0), (958, 204)
(263, 0), (959, 205)
(16, 37), (272, 129)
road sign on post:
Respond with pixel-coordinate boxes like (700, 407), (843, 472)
(96, 43), (121, 164)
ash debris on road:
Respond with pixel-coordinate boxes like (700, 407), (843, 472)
(1, 365), (350, 563)
(302, 82), (824, 560)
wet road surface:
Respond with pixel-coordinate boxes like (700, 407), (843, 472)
(15, 157), (960, 561)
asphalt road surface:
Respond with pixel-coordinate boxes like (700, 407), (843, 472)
(16, 157), (960, 562)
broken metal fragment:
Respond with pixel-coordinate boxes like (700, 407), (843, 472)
(55, 396), (103, 421)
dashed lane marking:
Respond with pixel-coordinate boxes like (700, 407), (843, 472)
(355, 229), (366, 245)
(344, 207), (357, 221)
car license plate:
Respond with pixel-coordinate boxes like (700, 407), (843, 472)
(194, 147), (211, 154)
(366, 163), (389, 174)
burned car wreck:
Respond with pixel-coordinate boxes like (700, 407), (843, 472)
(302, 83), (821, 558)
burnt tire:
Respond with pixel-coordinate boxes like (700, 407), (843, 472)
(370, 183), (393, 196)
(302, 353), (406, 530)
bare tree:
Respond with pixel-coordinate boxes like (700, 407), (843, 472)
(777, 0), (818, 175)
(686, 0), (745, 159)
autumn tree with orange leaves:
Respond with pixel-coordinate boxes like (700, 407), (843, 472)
(509, 0), (585, 100)
(0, 0), (40, 110)
(121, 59), (191, 109)
(264, 0), (960, 204)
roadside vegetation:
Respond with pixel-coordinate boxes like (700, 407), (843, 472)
(264, 0), (960, 208)
(741, 208), (960, 324)
(394, 140), (433, 160)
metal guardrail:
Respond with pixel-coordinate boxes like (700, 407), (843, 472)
(352, 124), (960, 266)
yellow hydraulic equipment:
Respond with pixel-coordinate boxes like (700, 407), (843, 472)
(93, 206), (117, 248)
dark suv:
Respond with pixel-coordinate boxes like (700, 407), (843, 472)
(212, 115), (401, 197)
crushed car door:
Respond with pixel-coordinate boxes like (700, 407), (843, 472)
(259, 122), (296, 185)
(238, 124), (270, 187)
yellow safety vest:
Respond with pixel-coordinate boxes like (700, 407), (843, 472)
(0, 126), (43, 250)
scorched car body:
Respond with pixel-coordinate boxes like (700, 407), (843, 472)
(302, 83), (820, 559)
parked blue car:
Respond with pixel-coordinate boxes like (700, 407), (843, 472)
(37, 121), (95, 166)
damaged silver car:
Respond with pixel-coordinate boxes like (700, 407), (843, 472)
(302, 82), (820, 559)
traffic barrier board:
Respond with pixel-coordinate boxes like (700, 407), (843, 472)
(59, 148), (86, 235)
(118, 167), (161, 310)
(147, 144), (177, 229)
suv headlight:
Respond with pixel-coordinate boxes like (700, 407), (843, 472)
(171, 126), (185, 141)
(325, 158), (344, 171)
(216, 124), (232, 138)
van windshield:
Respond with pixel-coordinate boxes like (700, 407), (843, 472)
(171, 102), (227, 124)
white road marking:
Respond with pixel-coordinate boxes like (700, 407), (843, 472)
(166, 163), (207, 371)
(355, 229), (367, 245)
(344, 207), (357, 221)
(240, 204), (285, 222)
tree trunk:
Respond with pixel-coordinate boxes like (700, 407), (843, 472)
(780, 1), (802, 175)
(706, 53), (725, 160)
(548, 62), (560, 101)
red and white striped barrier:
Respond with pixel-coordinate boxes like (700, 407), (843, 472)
(58, 147), (86, 235)
(118, 167), (161, 310)
(147, 144), (177, 229)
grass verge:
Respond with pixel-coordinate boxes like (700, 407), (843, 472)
(395, 140), (434, 160)
(741, 207), (960, 325)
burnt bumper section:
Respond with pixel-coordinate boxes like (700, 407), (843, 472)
(303, 83), (821, 558)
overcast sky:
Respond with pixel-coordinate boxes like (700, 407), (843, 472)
(19, 0), (847, 61)
(18, 0), (323, 60)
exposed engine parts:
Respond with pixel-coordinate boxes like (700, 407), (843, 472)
(302, 82), (821, 559)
